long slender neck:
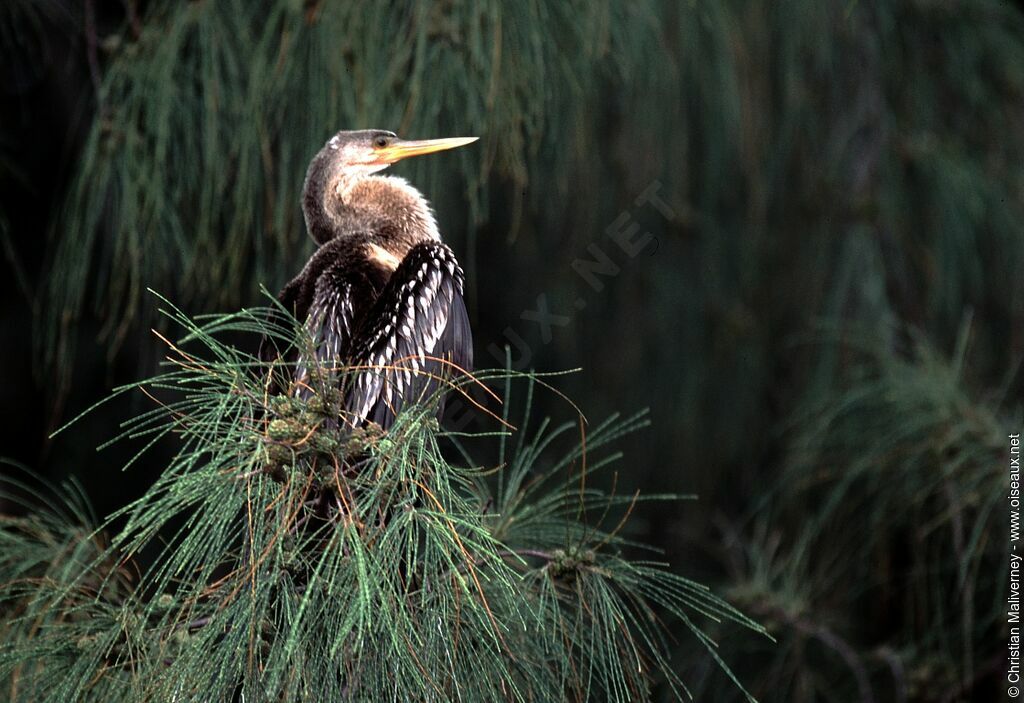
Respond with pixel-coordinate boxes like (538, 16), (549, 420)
(301, 159), (339, 245)
(302, 165), (440, 255)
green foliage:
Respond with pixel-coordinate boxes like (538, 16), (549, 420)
(1, 300), (765, 701)
(40, 0), (665, 385)
(11, 0), (1024, 698)
(0, 468), (130, 702)
(708, 326), (1015, 700)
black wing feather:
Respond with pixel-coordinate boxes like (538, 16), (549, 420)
(294, 277), (357, 399)
(346, 242), (473, 429)
(261, 237), (378, 397)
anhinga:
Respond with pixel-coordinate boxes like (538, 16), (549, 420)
(267, 129), (477, 429)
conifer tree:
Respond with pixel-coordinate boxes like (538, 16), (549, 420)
(0, 299), (766, 701)
(4, 0), (1023, 699)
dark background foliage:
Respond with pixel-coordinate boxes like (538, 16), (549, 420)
(2, 0), (1021, 699)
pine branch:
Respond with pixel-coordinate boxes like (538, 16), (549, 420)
(2, 297), (766, 701)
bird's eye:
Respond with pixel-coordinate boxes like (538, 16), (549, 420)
(374, 136), (390, 148)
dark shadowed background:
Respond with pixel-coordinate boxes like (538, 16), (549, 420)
(2, 1), (1022, 699)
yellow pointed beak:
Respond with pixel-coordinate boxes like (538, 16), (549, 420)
(375, 136), (478, 164)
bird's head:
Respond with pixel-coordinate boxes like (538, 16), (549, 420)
(317, 129), (477, 178)
(303, 129), (477, 244)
